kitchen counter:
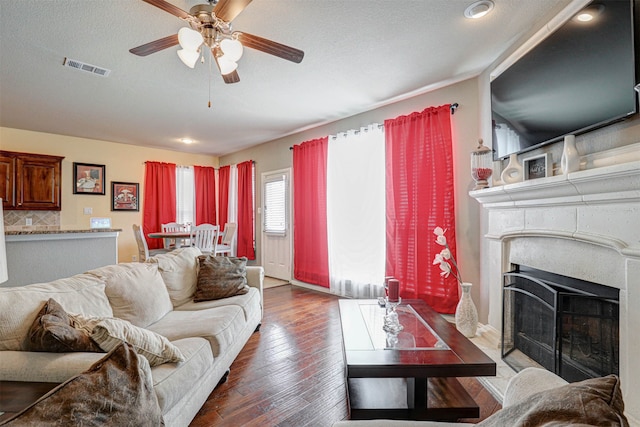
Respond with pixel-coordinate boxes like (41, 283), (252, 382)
(3, 229), (121, 287)
(5, 228), (121, 243)
(5, 228), (121, 235)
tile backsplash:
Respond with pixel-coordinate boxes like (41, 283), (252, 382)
(3, 210), (60, 231)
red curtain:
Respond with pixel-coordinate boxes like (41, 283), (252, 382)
(385, 105), (458, 313)
(292, 137), (330, 288)
(194, 166), (217, 225)
(143, 162), (176, 250)
(236, 161), (255, 259)
(218, 165), (230, 228)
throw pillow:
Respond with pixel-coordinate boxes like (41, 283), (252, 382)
(87, 316), (184, 367)
(0, 342), (164, 426)
(86, 263), (173, 328)
(193, 255), (250, 302)
(27, 298), (101, 353)
(477, 374), (629, 427)
(0, 275), (112, 351)
(146, 246), (201, 307)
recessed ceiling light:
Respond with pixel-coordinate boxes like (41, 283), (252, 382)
(574, 3), (605, 22)
(180, 138), (195, 144)
(464, 0), (494, 19)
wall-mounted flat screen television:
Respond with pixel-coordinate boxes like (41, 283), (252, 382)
(491, 0), (638, 160)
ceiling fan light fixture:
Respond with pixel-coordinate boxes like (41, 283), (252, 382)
(464, 0), (494, 19)
(218, 57), (238, 75)
(177, 49), (200, 68)
(220, 38), (243, 62)
(178, 27), (204, 50)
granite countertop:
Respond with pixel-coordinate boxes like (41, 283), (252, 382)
(5, 228), (122, 236)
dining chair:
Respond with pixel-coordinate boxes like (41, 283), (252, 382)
(214, 222), (237, 256)
(132, 224), (170, 262)
(161, 222), (191, 249)
(191, 224), (220, 255)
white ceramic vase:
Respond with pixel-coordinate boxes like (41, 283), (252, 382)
(501, 153), (523, 184)
(561, 134), (579, 174)
(455, 282), (478, 338)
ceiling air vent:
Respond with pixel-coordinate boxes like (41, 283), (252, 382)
(63, 57), (111, 77)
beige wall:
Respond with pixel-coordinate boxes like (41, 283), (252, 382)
(222, 77), (484, 317)
(1, 127), (218, 262)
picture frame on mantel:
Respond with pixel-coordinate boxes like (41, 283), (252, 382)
(73, 162), (105, 195)
(523, 153), (551, 180)
(111, 181), (139, 211)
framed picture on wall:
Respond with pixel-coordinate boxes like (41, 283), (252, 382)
(111, 181), (139, 211)
(523, 153), (551, 180)
(73, 162), (106, 195)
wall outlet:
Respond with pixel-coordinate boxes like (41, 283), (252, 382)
(25, 218), (32, 226)
(131, 255), (137, 262)
(83, 207), (93, 215)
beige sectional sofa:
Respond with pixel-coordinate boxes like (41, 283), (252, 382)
(0, 247), (264, 427)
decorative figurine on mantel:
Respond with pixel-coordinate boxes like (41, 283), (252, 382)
(471, 139), (493, 190)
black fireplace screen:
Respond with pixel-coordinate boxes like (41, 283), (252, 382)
(502, 266), (619, 382)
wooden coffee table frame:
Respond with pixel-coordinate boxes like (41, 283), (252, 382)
(339, 299), (496, 421)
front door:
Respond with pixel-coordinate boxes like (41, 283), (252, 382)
(261, 169), (291, 280)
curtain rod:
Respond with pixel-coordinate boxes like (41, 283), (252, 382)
(289, 103), (459, 150)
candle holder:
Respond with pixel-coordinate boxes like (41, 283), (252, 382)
(383, 297), (403, 333)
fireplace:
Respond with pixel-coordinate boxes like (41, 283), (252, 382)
(501, 265), (619, 382)
(469, 152), (640, 425)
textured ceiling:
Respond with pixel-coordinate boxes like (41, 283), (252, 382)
(0, 0), (572, 156)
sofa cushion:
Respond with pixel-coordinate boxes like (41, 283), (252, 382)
(176, 286), (261, 321)
(150, 337), (214, 414)
(147, 305), (245, 357)
(477, 374), (629, 427)
(147, 246), (201, 307)
(73, 315), (184, 367)
(0, 350), (105, 383)
(87, 263), (173, 328)
(27, 298), (101, 353)
(193, 256), (250, 302)
(0, 342), (164, 427)
(0, 274), (113, 351)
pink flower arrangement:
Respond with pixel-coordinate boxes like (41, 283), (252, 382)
(432, 227), (463, 284)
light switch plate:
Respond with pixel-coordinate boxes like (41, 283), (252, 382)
(84, 207), (93, 215)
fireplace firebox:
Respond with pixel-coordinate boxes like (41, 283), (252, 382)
(502, 266), (619, 382)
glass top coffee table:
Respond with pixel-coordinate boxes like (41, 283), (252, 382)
(339, 299), (496, 421)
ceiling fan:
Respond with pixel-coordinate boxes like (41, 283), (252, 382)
(129, 0), (304, 84)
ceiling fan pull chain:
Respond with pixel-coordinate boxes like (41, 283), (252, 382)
(208, 50), (212, 108)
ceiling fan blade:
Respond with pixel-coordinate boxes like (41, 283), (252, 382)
(141, 0), (191, 20)
(213, 0), (252, 23)
(236, 32), (304, 63)
(212, 48), (241, 84)
(129, 34), (179, 56)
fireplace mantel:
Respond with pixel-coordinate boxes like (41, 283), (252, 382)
(469, 153), (640, 425)
(470, 160), (640, 209)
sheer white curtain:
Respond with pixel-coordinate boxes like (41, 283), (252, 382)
(176, 165), (195, 227)
(327, 124), (386, 298)
(227, 164), (238, 255)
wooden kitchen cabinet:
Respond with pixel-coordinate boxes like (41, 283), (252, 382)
(0, 151), (64, 210)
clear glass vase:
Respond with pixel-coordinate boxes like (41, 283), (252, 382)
(455, 282), (478, 338)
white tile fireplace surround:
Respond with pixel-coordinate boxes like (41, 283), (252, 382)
(470, 147), (640, 425)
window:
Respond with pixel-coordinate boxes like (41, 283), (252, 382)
(264, 173), (287, 235)
(176, 166), (195, 226)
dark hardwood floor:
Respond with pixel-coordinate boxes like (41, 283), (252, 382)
(189, 285), (501, 427)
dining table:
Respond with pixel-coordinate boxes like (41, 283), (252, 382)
(147, 231), (193, 249)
